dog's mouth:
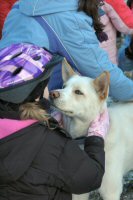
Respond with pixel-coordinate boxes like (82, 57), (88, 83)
(51, 103), (73, 115)
(58, 108), (73, 115)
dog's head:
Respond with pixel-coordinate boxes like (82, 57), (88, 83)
(49, 59), (110, 122)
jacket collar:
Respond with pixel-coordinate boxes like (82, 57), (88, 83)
(19, 0), (78, 16)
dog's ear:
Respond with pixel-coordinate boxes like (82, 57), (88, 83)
(93, 71), (110, 100)
(62, 58), (76, 82)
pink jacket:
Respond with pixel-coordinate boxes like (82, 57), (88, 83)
(100, 0), (133, 64)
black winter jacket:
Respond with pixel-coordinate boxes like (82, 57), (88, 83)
(0, 118), (105, 200)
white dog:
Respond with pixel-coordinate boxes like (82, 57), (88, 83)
(49, 59), (133, 200)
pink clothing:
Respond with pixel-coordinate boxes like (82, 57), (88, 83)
(100, 0), (133, 64)
(51, 111), (64, 127)
(0, 119), (37, 139)
(52, 110), (109, 139)
(87, 108), (109, 139)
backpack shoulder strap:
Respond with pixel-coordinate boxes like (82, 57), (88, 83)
(34, 16), (77, 70)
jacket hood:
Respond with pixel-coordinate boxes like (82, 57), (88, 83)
(19, 0), (78, 16)
(0, 119), (37, 139)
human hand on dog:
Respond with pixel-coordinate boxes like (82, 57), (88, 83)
(87, 108), (109, 139)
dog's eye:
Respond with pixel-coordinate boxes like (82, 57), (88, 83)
(75, 90), (83, 95)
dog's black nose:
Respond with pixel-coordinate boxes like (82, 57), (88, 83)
(49, 91), (60, 99)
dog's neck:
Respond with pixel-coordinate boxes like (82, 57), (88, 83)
(62, 103), (107, 139)
(62, 114), (91, 139)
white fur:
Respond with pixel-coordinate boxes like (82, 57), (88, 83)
(50, 72), (133, 200)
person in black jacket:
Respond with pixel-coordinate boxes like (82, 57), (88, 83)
(0, 47), (109, 200)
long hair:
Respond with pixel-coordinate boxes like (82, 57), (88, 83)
(19, 102), (50, 123)
(0, 80), (50, 123)
(0, 100), (50, 123)
(78, 0), (108, 42)
(127, 0), (133, 8)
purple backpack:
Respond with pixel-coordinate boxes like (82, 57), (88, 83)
(0, 43), (54, 88)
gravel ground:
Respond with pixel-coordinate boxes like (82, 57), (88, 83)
(89, 171), (133, 200)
